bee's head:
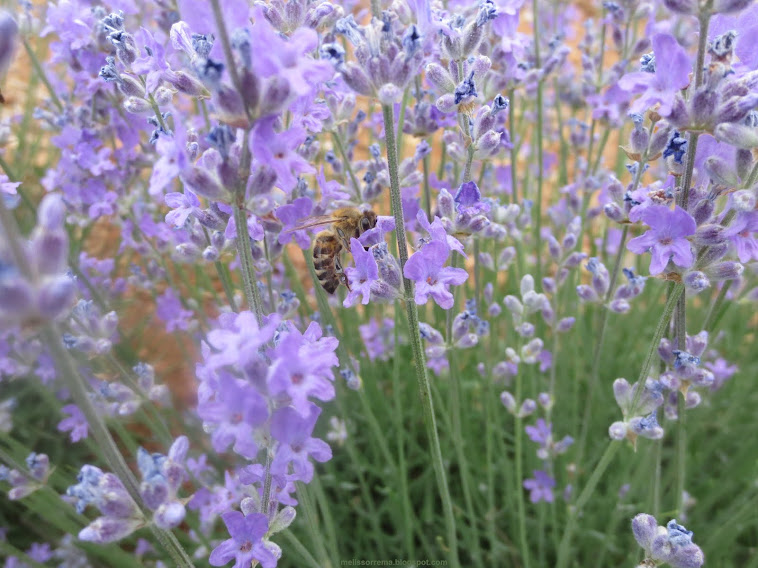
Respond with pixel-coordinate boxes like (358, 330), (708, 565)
(359, 210), (378, 234)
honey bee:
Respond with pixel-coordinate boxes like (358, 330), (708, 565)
(291, 208), (378, 294)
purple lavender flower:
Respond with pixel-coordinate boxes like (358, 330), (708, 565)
(631, 514), (705, 568)
(197, 374), (268, 460)
(523, 470), (556, 503)
(208, 510), (277, 568)
(627, 206), (697, 274)
(276, 197), (313, 249)
(344, 238), (378, 307)
(403, 241), (468, 309)
(164, 191), (200, 228)
(156, 288), (194, 332)
(267, 324), (339, 416)
(723, 211), (758, 263)
(618, 34), (691, 116)
(58, 404), (88, 442)
(271, 404), (332, 483)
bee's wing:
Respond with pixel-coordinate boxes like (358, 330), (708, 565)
(287, 215), (341, 232)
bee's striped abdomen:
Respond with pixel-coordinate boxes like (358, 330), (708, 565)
(313, 230), (343, 294)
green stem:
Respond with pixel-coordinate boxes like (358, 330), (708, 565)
(702, 280), (732, 332)
(382, 103), (459, 566)
(676, 393), (686, 516)
(508, 89), (518, 204)
(515, 369), (531, 568)
(422, 155), (433, 219)
(555, 442), (621, 568)
(21, 37), (64, 112)
(331, 131), (361, 198)
(232, 202), (265, 325)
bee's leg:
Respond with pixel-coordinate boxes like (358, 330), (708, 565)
(335, 256), (351, 291)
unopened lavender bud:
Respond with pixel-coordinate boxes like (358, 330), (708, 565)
(609, 299), (630, 313)
(202, 246), (219, 262)
(707, 261), (744, 280)
(562, 233), (577, 250)
(123, 96), (152, 114)
(37, 277), (75, 320)
(516, 322), (535, 338)
(704, 156), (739, 187)
(476, 130), (501, 155)
(462, 22), (484, 58)
(648, 123), (673, 156)
(713, 0), (753, 13)
(500, 391), (516, 413)
(685, 390), (702, 409)
(538, 392), (552, 409)
(629, 122), (650, 155)
(435, 93), (457, 113)
(564, 251), (588, 268)
(498, 246), (516, 269)
(426, 345), (447, 359)
(692, 198), (714, 225)
(607, 176), (625, 201)
(117, 75), (144, 97)
(694, 224), (726, 245)
(270, 506), (297, 534)
(79, 517), (143, 544)
(437, 188), (455, 219)
(488, 303), (502, 317)
(736, 149), (753, 180)
(714, 122), (758, 148)
(166, 70), (208, 97)
(503, 295), (524, 316)
(468, 214), (490, 233)
(478, 252), (494, 271)
(341, 64), (373, 96)
(456, 333), (478, 349)
(38, 193), (66, 230)
(175, 242), (202, 261)
(577, 284), (599, 302)
(609, 421), (628, 440)
(182, 168), (226, 201)
(425, 63), (455, 92)
(691, 368), (714, 388)
(556, 317), (575, 333)
(700, 242), (729, 265)
(684, 271), (710, 292)
(418, 322), (444, 344)
(604, 202), (625, 222)
(732, 189), (756, 211)
(542, 277), (556, 294)
(690, 87), (718, 127)
(546, 234), (561, 258)
(631, 513), (659, 549)
(518, 398), (537, 417)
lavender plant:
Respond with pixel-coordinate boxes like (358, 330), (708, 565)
(0, 0), (757, 566)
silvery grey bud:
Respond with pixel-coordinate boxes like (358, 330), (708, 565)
(426, 63), (455, 92)
(707, 261), (744, 280)
(692, 198), (715, 225)
(714, 123), (758, 148)
(648, 123), (674, 156)
(732, 189), (756, 211)
(690, 87), (718, 127)
(604, 202), (625, 222)
(700, 242), (729, 265)
(704, 156), (740, 187)
(630, 123), (650, 155)
(735, 149), (753, 180)
(117, 75), (144, 97)
(662, 0), (698, 15)
(694, 224), (726, 245)
(123, 97), (152, 114)
(713, 0), (753, 14)
(684, 271), (710, 292)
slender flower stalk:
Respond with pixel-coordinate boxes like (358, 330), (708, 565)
(382, 103), (459, 567)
